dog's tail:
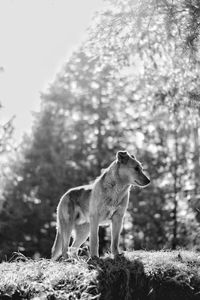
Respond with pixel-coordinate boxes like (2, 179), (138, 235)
(51, 230), (62, 260)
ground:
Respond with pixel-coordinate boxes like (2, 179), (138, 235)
(0, 250), (200, 300)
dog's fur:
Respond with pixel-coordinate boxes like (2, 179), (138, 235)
(51, 151), (150, 259)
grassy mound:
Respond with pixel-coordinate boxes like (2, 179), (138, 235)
(0, 251), (200, 299)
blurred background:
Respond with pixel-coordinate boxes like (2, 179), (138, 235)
(1, 0), (200, 259)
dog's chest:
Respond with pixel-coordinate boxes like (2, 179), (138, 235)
(105, 187), (123, 206)
(99, 185), (128, 220)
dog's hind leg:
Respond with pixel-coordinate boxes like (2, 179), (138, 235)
(70, 222), (90, 256)
(60, 223), (73, 259)
(58, 196), (75, 259)
(51, 230), (62, 260)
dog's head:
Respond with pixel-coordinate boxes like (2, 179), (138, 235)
(116, 151), (150, 187)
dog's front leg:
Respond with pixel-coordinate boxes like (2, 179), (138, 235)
(111, 211), (124, 256)
(89, 214), (99, 257)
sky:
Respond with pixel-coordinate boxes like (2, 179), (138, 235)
(0, 0), (104, 139)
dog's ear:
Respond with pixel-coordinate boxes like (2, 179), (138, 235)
(116, 151), (129, 164)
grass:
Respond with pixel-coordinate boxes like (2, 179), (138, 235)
(0, 250), (200, 299)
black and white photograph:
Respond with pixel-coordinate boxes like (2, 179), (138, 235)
(1, 0), (200, 299)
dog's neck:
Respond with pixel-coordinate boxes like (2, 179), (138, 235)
(103, 161), (131, 193)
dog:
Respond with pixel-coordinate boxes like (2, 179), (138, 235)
(51, 150), (150, 259)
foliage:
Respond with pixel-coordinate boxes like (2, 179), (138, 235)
(0, 62), (14, 153)
(85, 0), (200, 251)
(98, 0), (200, 59)
(0, 116), (14, 154)
(0, 251), (200, 300)
(0, 102), (15, 210)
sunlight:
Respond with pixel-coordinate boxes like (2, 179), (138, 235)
(0, 0), (104, 140)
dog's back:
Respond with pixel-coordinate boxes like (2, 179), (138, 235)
(59, 185), (92, 225)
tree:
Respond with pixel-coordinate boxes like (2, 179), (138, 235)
(1, 0), (200, 259)
(0, 48), (138, 258)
